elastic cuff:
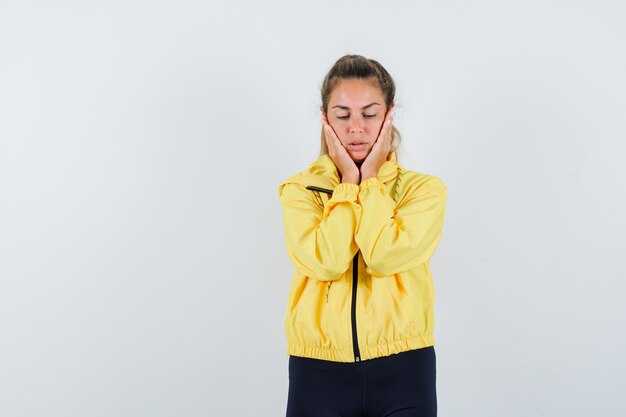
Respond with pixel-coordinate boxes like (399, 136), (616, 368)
(358, 176), (384, 191)
(330, 182), (359, 200)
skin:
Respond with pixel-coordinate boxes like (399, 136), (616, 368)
(320, 78), (395, 184)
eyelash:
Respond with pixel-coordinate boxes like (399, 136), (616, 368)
(337, 115), (377, 120)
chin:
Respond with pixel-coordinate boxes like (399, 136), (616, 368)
(351, 151), (370, 161)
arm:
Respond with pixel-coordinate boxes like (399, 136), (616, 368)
(278, 182), (361, 281)
(355, 175), (448, 277)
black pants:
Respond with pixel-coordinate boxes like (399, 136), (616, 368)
(286, 346), (437, 417)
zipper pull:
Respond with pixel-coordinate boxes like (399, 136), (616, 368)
(325, 282), (332, 303)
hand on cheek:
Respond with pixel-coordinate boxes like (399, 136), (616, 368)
(321, 113), (360, 183)
(360, 108), (394, 181)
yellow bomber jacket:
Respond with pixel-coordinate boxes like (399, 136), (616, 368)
(277, 150), (448, 363)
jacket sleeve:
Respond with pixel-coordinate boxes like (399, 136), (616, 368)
(278, 182), (361, 281)
(355, 175), (448, 277)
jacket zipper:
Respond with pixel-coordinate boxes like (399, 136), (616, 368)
(351, 252), (361, 362)
(306, 184), (360, 362)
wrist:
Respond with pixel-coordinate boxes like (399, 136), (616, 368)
(360, 170), (377, 181)
(341, 174), (360, 184)
(340, 168), (360, 184)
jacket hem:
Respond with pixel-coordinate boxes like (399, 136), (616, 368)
(287, 334), (435, 363)
(360, 334), (435, 361)
(287, 343), (354, 362)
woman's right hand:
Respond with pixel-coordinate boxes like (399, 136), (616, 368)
(321, 114), (360, 184)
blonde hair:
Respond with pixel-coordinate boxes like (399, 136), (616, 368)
(318, 54), (402, 158)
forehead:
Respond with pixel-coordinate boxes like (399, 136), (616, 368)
(329, 78), (384, 108)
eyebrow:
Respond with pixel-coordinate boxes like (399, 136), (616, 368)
(332, 102), (381, 110)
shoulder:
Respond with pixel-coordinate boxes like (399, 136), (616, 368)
(277, 172), (308, 199)
(277, 155), (337, 198)
(277, 168), (319, 201)
(396, 167), (448, 199)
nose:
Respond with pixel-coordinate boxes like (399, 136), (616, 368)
(349, 119), (364, 133)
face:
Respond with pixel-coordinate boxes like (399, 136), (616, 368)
(323, 78), (393, 162)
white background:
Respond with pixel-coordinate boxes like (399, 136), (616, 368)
(1, 1), (625, 416)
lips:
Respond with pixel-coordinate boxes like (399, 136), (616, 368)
(348, 143), (368, 151)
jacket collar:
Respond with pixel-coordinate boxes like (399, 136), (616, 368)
(279, 150), (400, 192)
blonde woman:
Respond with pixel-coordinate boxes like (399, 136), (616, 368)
(278, 54), (448, 417)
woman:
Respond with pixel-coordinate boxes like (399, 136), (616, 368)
(278, 54), (448, 417)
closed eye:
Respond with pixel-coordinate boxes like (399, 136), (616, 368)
(337, 114), (377, 120)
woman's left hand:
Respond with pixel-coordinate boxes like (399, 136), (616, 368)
(360, 109), (394, 181)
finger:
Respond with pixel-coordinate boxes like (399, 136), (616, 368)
(323, 125), (334, 151)
(385, 110), (394, 130)
(373, 119), (392, 153)
(324, 125), (341, 154)
(384, 118), (393, 142)
(384, 118), (393, 143)
(325, 124), (342, 148)
(375, 118), (392, 144)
